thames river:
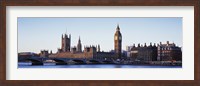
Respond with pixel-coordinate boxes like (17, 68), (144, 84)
(18, 62), (182, 68)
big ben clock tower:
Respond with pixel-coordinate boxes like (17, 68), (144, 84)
(114, 24), (122, 59)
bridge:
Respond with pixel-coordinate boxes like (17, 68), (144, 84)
(18, 56), (114, 65)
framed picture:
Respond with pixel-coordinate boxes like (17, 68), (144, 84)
(0, 0), (199, 86)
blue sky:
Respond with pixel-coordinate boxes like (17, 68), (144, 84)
(18, 17), (182, 53)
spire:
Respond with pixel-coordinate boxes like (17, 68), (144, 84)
(78, 36), (81, 43)
(98, 44), (100, 52)
(50, 50), (52, 54)
(116, 24), (120, 31)
(64, 28), (68, 38)
(77, 36), (82, 52)
(65, 34), (68, 38)
(65, 28), (67, 34)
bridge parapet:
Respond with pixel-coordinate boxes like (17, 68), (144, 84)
(19, 57), (114, 65)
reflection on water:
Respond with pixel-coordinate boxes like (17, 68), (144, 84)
(18, 62), (182, 68)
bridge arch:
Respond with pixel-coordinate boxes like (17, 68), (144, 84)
(51, 58), (66, 63)
(49, 58), (67, 65)
(23, 58), (43, 65)
(87, 59), (100, 64)
(25, 58), (41, 63)
(67, 59), (86, 64)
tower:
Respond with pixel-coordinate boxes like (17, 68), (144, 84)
(61, 33), (71, 52)
(97, 44), (100, 52)
(114, 24), (122, 59)
(77, 36), (82, 52)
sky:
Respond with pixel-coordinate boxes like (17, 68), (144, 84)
(18, 17), (182, 53)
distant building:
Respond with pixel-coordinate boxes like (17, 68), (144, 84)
(18, 52), (39, 58)
(122, 50), (128, 59)
(40, 50), (49, 57)
(77, 36), (82, 52)
(126, 46), (133, 57)
(130, 43), (157, 61)
(129, 41), (182, 62)
(157, 41), (182, 61)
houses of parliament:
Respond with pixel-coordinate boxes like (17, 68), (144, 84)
(39, 24), (182, 62)
(45, 25), (122, 60)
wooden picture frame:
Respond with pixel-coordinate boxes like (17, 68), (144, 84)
(0, 0), (199, 86)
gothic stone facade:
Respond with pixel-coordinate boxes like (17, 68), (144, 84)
(48, 25), (121, 60)
(49, 46), (97, 59)
(114, 24), (122, 59)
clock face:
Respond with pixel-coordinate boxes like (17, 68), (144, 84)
(119, 36), (121, 40)
(115, 36), (118, 40)
(115, 36), (121, 40)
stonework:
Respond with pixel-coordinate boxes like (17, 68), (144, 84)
(114, 24), (122, 59)
(61, 34), (71, 52)
(130, 43), (157, 61)
(49, 46), (96, 59)
(77, 36), (82, 52)
(48, 25), (121, 60)
(42, 25), (182, 62)
(129, 41), (182, 61)
(40, 50), (49, 57)
(157, 41), (182, 61)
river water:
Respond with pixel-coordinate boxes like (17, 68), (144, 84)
(18, 62), (182, 68)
